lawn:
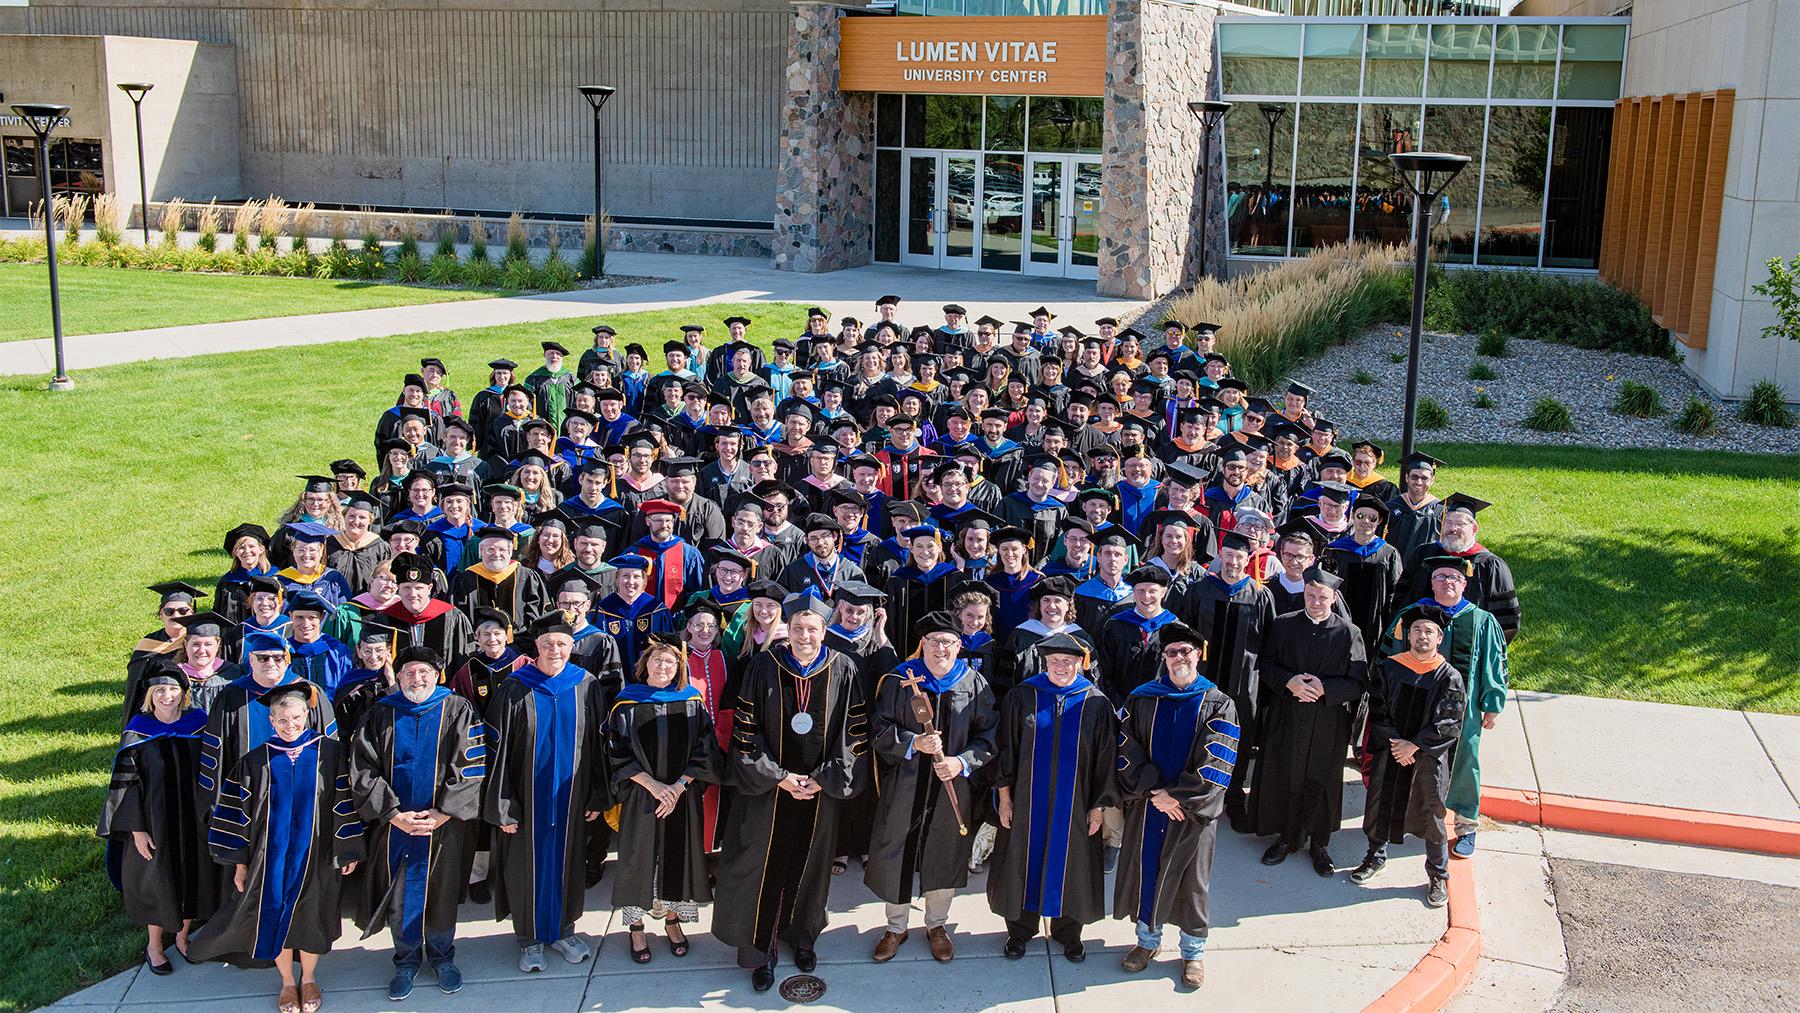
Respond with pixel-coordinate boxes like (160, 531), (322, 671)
(1, 307), (1796, 1007)
(0, 263), (505, 342)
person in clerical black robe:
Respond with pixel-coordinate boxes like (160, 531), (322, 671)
(880, 524), (961, 655)
(1325, 498), (1406, 650)
(1352, 605), (1465, 910)
(1112, 622), (1239, 989)
(349, 647), (486, 1000)
(1399, 493), (1520, 643)
(988, 633), (1117, 963)
(865, 612), (997, 964)
(1266, 524), (1353, 623)
(483, 614), (611, 971)
(1250, 568), (1368, 874)
(125, 581), (202, 726)
(1095, 565), (1182, 700)
(713, 598), (867, 992)
(1172, 531), (1276, 830)
(99, 670), (217, 974)
(606, 636), (723, 963)
(376, 552), (478, 673)
(450, 528), (548, 630)
(200, 631), (339, 819)
(188, 685), (363, 1013)
(823, 582), (898, 870)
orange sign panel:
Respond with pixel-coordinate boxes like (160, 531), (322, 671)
(839, 15), (1108, 97)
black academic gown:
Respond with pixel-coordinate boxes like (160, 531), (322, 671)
(450, 563), (548, 631)
(1112, 682), (1239, 935)
(349, 688), (486, 942)
(605, 688), (723, 910)
(986, 677), (1117, 926)
(200, 672), (338, 813)
(825, 625), (899, 859)
(375, 599), (479, 674)
(1364, 655), (1466, 847)
(713, 647), (866, 958)
(98, 711), (218, 929)
(1325, 538), (1405, 649)
(1094, 608), (1183, 699)
(482, 662), (610, 943)
(863, 660), (997, 903)
(1384, 496), (1444, 564)
(881, 562), (960, 656)
(188, 734), (363, 966)
(1174, 575), (1277, 810)
(1249, 611), (1368, 846)
(328, 535), (392, 595)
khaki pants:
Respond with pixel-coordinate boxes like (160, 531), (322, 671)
(1102, 806), (1124, 848)
(886, 888), (954, 932)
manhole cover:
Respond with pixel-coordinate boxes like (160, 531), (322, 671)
(778, 973), (827, 1003)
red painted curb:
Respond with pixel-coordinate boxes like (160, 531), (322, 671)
(1362, 821), (1482, 1013)
(1481, 787), (1800, 857)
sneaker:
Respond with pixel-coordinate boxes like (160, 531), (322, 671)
(550, 934), (592, 964)
(1426, 877), (1449, 908)
(388, 968), (416, 1001)
(1451, 832), (1477, 858)
(435, 961), (463, 995)
(1349, 853), (1387, 885)
(969, 823), (997, 871)
(1103, 845), (1120, 874)
(518, 943), (546, 973)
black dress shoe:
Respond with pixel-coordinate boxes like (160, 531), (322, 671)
(794, 947), (817, 973)
(1062, 941), (1086, 963)
(1260, 840), (1295, 866)
(468, 880), (491, 905)
(147, 957), (174, 976)
(1310, 846), (1335, 877)
(751, 966), (776, 992)
(1003, 937), (1029, 960)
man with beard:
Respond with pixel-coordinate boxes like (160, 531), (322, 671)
(1384, 452), (1445, 562)
(1250, 567), (1367, 875)
(714, 597), (867, 991)
(378, 553), (477, 672)
(865, 612), (997, 964)
(483, 613), (610, 972)
(451, 528), (548, 630)
(350, 645), (486, 1000)
(779, 514), (868, 603)
(1401, 493), (1520, 643)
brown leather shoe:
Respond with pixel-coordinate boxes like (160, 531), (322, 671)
(871, 930), (908, 962)
(1121, 945), (1157, 973)
(926, 926), (954, 962)
(1180, 959), (1205, 988)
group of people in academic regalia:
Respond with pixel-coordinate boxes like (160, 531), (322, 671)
(101, 296), (1519, 1005)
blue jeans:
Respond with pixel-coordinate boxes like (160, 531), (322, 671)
(1136, 921), (1206, 960)
(394, 927), (455, 972)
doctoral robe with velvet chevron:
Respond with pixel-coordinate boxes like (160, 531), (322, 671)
(199, 672), (338, 813)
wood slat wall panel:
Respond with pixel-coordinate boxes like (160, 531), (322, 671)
(1598, 90), (1734, 351)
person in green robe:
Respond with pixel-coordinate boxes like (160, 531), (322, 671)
(1379, 555), (1507, 859)
(525, 340), (578, 432)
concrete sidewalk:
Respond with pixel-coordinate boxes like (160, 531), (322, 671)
(1481, 691), (1800, 822)
(0, 232), (1144, 377)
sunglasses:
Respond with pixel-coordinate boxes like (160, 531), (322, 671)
(250, 652), (286, 662)
(161, 607), (194, 617)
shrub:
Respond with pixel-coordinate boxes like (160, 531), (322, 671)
(243, 250), (280, 276)
(397, 223), (420, 261)
(434, 218), (458, 260)
(468, 219), (490, 263)
(288, 202), (317, 250)
(1737, 379), (1794, 428)
(1475, 327), (1510, 358)
(282, 248), (314, 277)
(1610, 380), (1664, 418)
(158, 197), (186, 248)
(580, 215), (600, 278)
(1467, 358), (1498, 381)
(463, 257), (501, 288)
(504, 211), (528, 263)
(1523, 396), (1576, 432)
(538, 253), (579, 292)
(1389, 351), (1407, 364)
(179, 248), (215, 272)
(257, 196), (287, 250)
(0, 237), (45, 262)
(1351, 368), (1375, 385)
(1416, 397), (1451, 429)
(92, 192), (124, 246)
(231, 199), (260, 254)
(502, 256), (539, 291)
(56, 193), (90, 245)
(1472, 390), (1496, 410)
(395, 251), (426, 283)
(425, 252), (462, 286)
(1750, 254), (1800, 345)
(196, 201), (221, 253)
(1427, 269), (1672, 358)
(1674, 397), (1720, 437)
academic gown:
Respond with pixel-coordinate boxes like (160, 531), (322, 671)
(1325, 535), (1405, 649)
(1094, 607), (1181, 699)
(880, 561), (960, 656)
(998, 623), (1094, 703)
(1401, 543), (1521, 641)
(777, 552), (867, 603)
(1363, 654), (1465, 847)
(986, 676), (1117, 926)
(631, 536), (707, 611)
(328, 534), (392, 594)
(331, 669), (393, 740)
(713, 647), (866, 957)
(450, 561), (548, 630)
(594, 592), (674, 675)
(823, 625), (898, 858)
(605, 685), (723, 910)
(188, 734), (363, 966)
(200, 672), (338, 813)
(1112, 679), (1239, 935)
(1380, 600), (1508, 822)
(1174, 574), (1277, 806)
(98, 710), (218, 929)
(375, 598), (478, 675)
(445, 648), (528, 711)
(1072, 577), (1133, 637)
(286, 635), (355, 700)
(864, 660), (997, 903)
(349, 687), (486, 942)
(996, 495), (1069, 567)
(1265, 573), (1354, 626)
(124, 630), (185, 726)
(483, 662), (610, 943)
(1249, 611), (1368, 845)
(1384, 496), (1444, 564)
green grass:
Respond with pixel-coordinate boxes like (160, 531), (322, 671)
(0, 263), (506, 342)
(2, 318), (1797, 1008)
(0, 302), (807, 1010)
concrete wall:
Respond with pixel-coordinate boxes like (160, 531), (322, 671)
(14, 0), (790, 224)
(0, 35), (109, 215)
(1622, 0), (1799, 399)
(100, 36), (241, 225)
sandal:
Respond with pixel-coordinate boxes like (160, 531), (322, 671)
(665, 916), (689, 958)
(628, 925), (652, 964)
(300, 981), (323, 1013)
(277, 985), (299, 1013)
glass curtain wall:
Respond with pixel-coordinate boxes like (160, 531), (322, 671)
(1218, 17), (1625, 269)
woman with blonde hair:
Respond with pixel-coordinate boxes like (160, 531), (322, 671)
(272, 477), (346, 568)
(731, 579), (788, 661)
(510, 454), (563, 523)
(607, 635), (722, 963)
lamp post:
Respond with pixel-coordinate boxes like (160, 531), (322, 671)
(13, 103), (75, 391)
(1258, 103), (1286, 192)
(1188, 99), (1231, 280)
(577, 84), (616, 278)
(1388, 151), (1470, 460)
(116, 82), (154, 246)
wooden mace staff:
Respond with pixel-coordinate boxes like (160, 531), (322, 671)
(901, 673), (968, 836)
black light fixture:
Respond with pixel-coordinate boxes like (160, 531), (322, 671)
(1257, 103), (1286, 191)
(1388, 151), (1471, 460)
(1188, 99), (1232, 280)
(116, 82), (154, 246)
(577, 85), (616, 277)
(13, 102), (74, 391)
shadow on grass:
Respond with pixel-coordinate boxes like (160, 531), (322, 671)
(1503, 527), (1800, 711)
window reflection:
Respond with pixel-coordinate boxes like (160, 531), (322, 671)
(1225, 102), (1294, 256)
(1364, 24), (1428, 97)
(1353, 103), (1422, 249)
(1558, 25), (1626, 101)
(1291, 103), (1358, 253)
(1302, 23), (1362, 97)
(1220, 22), (1301, 96)
(1544, 107), (1612, 268)
(1479, 105), (1552, 265)
(1492, 24), (1558, 101)
(1428, 23), (1491, 99)
(1028, 97), (1102, 153)
(983, 154), (1024, 270)
(1422, 105), (1484, 263)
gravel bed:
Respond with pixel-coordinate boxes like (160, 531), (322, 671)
(1280, 325), (1800, 455)
(574, 273), (671, 290)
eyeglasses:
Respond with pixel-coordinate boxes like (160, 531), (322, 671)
(1431, 574), (1467, 583)
(1162, 646), (1199, 658)
(249, 652), (286, 662)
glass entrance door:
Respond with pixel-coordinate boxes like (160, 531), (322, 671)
(1023, 156), (1102, 279)
(900, 150), (979, 271)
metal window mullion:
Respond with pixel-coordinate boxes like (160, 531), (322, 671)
(1348, 22), (1370, 242)
(1285, 100), (1300, 256)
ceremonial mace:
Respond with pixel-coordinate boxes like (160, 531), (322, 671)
(901, 673), (968, 836)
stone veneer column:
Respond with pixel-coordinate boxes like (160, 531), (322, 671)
(773, 2), (875, 273)
(1099, 0), (1227, 299)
